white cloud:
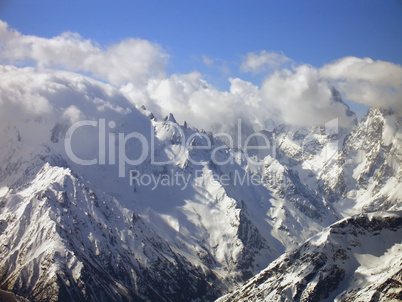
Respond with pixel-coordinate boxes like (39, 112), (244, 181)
(145, 72), (238, 131)
(0, 20), (168, 87)
(240, 50), (292, 73)
(0, 65), (134, 148)
(0, 21), (363, 136)
(202, 55), (214, 66)
(260, 65), (356, 127)
(121, 72), (266, 133)
(121, 67), (355, 132)
(62, 105), (85, 124)
(320, 57), (402, 114)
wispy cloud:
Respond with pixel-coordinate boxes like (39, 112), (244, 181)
(240, 51), (292, 74)
(202, 55), (214, 66)
(200, 55), (231, 76)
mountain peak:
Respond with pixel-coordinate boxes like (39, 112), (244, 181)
(164, 112), (177, 123)
(217, 211), (402, 302)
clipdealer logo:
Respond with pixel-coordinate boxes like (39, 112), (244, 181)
(64, 118), (340, 188)
(128, 169), (265, 191)
(64, 119), (274, 176)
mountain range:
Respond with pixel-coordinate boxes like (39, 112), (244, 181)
(0, 67), (401, 301)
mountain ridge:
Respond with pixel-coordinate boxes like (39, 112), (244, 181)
(217, 211), (402, 302)
(0, 67), (400, 301)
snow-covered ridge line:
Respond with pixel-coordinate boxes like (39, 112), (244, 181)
(217, 211), (402, 302)
(0, 66), (400, 301)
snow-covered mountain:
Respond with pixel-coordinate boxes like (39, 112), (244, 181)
(216, 211), (402, 302)
(0, 66), (401, 301)
(318, 107), (402, 215)
(0, 151), (225, 301)
(0, 117), (333, 300)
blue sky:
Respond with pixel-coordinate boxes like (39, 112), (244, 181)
(2, 1), (401, 69)
(0, 0), (401, 118)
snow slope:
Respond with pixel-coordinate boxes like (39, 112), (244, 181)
(318, 107), (402, 216)
(0, 66), (401, 301)
(0, 66), (341, 301)
(217, 211), (402, 302)
(0, 151), (228, 301)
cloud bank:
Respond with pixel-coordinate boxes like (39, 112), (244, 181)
(320, 57), (402, 114)
(1, 20), (400, 138)
(260, 65), (355, 127)
(0, 65), (132, 133)
(0, 20), (168, 86)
